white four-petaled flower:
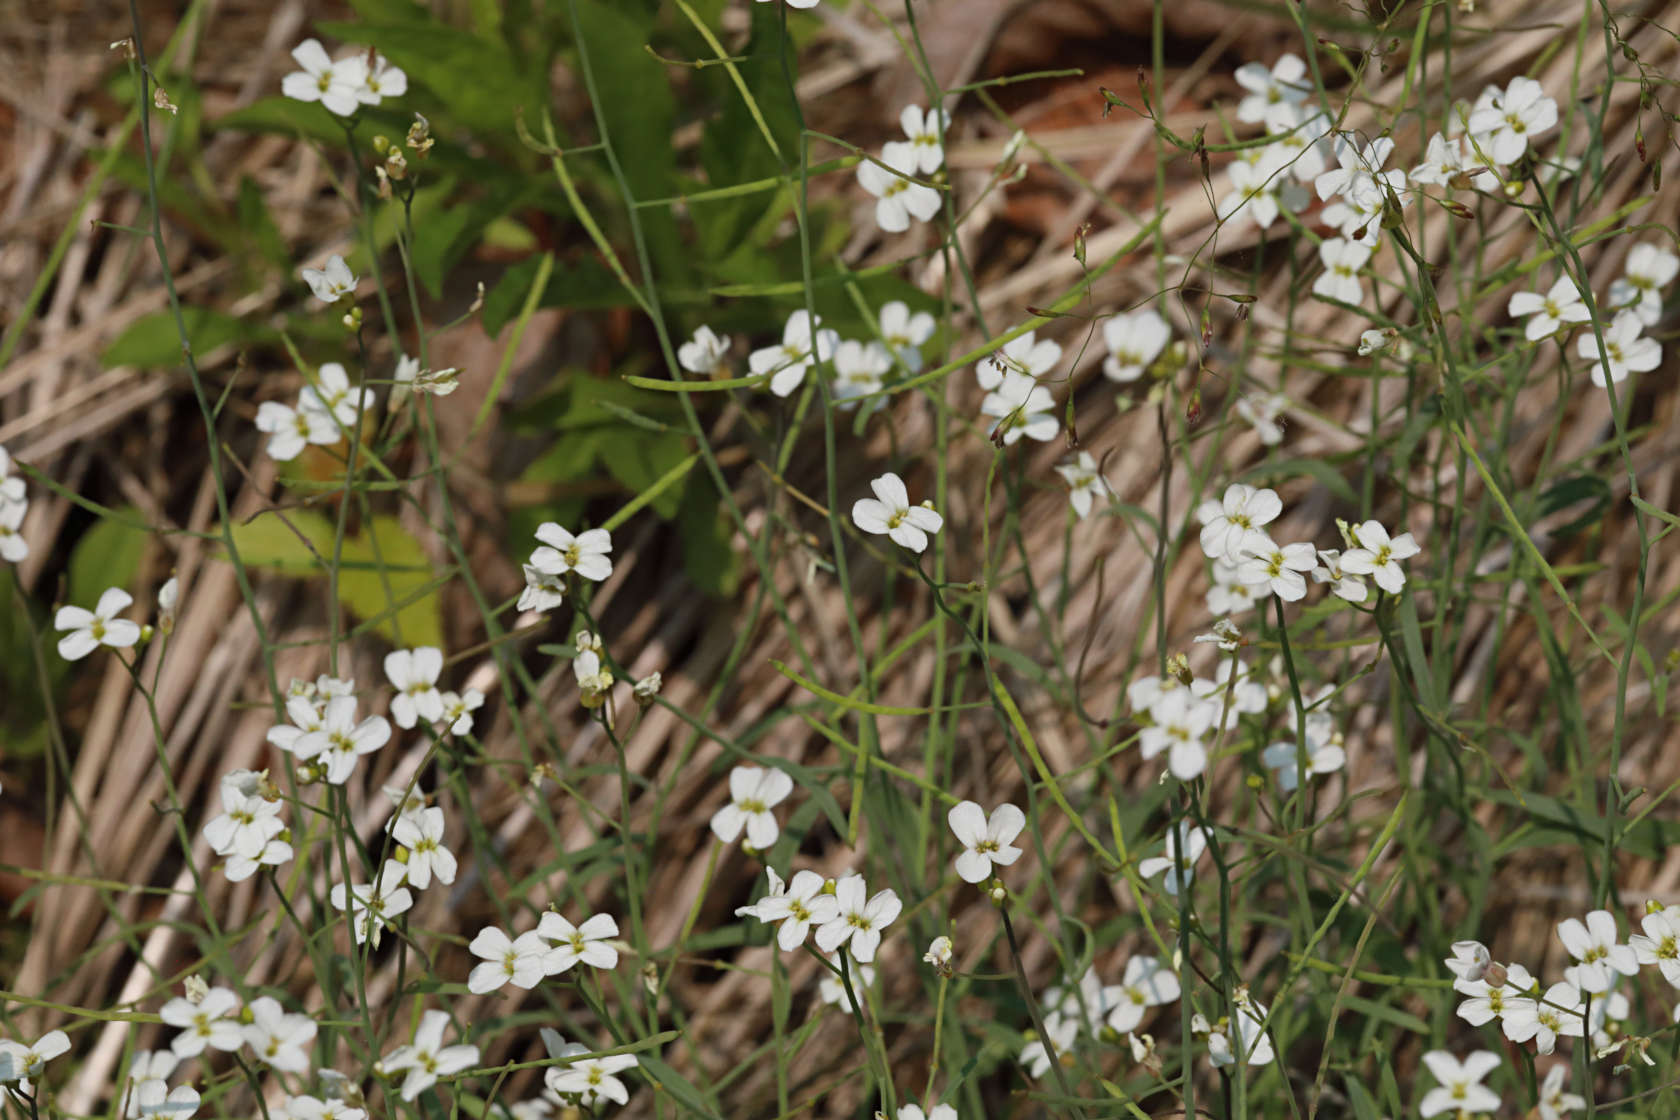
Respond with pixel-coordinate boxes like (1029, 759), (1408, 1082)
(711, 766), (794, 849)
(852, 472), (943, 554)
(55, 587), (142, 661)
(947, 800), (1025, 884)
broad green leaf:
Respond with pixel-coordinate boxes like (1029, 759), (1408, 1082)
(316, 20), (541, 137)
(103, 308), (275, 369)
(223, 511), (443, 647)
(67, 509), (151, 609)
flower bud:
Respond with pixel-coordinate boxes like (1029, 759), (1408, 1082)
(184, 976), (209, 1004)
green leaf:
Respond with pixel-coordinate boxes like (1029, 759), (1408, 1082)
(569, 0), (687, 285)
(482, 256), (635, 335)
(677, 472), (738, 597)
(316, 20), (541, 137)
(223, 511), (443, 647)
(236, 176), (290, 271)
(103, 308), (275, 369)
(213, 96), (352, 146)
(67, 510), (151, 609)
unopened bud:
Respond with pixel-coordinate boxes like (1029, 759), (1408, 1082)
(1483, 960), (1508, 989)
(183, 976), (209, 1004)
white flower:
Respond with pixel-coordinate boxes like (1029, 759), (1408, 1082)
(350, 53), (406, 106)
(159, 988), (242, 1058)
(1046, 966), (1125, 1031)
(947, 800), (1026, 883)
(898, 105), (949, 173)
(294, 696), (391, 785)
(1194, 618), (1243, 652)
(255, 400), (338, 461)
(301, 255), (358, 303)
(392, 806), (456, 889)
(243, 997), (317, 1073)
(1419, 1050), (1501, 1118)
(1018, 1011), (1078, 1078)
(1140, 689), (1218, 780)
(736, 868), (838, 951)
(1312, 237), (1372, 305)
(1309, 548), (1367, 603)
(1260, 103), (1330, 181)
(1444, 940), (1491, 984)
(544, 1054), (638, 1109)
(267, 694), (327, 755)
(923, 936), (954, 971)
(532, 523), (615, 582)
(202, 780), (285, 860)
(537, 911), (620, 974)
(879, 300), (935, 372)
(897, 1104), (955, 1120)
(1233, 55), (1310, 123)
(1455, 962), (1534, 1026)
(1538, 1063), (1586, 1120)
(1314, 136), (1402, 208)
(300, 363), (373, 427)
(710, 766), (794, 849)
(1337, 520), (1420, 595)
(518, 564), (567, 613)
(1197, 483), (1282, 563)
(1101, 308), (1170, 383)
(755, 0), (820, 8)
(1235, 533), (1318, 602)
(813, 875), (900, 962)
(1556, 909), (1638, 993)
(1509, 276), (1590, 341)
(1055, 452), (1112, 519)
(980, 370), (1058, 445)
(1218, 160), (1285, 230)
(1409, 131), (1469, 188)
(0, 500), (27, 565)
(385, 647), (445, 729)
(1576, 309), (1661, 387)
(1137, 821), (1210, 895)
(980, 330), (1061, 390)
(467, 926), (549, 994)
(1320, 179), (1395, 242)
(572, 646), (615, 708)
(852, 472), (943, 553)
(857, 141), (941, 233)
(1206, 558), (1257, 616)
(817, 950), (876, 1011)
(329, 860), (413, 947)
(224, 838), (293, 883)
(1466, 76), (1557, 164)
(749, 310), (840, 398)
(55, 587), (142, 661)
(380, 1010), (478, 1102)
(276, 1096), (364, 1120)
(1261, 736), (1345, 792)
(1205, 996), (1274, 1068)
(281, 40), (365, 117)
(1503, 980), (1585, 1054)
(1104, 956), (1180, 1033)
(123, 1051), (179, 1119)
(1609, 242), (1678, 327)
(1629, 906), (1680, 987)
(1234, 391), (1287, 445)
(0, 445), (25, 509)
(0, 1031), (70, 1083)
(831, 339), (893, 407)
(677, 325), (730, 374)
(438, 689), (483, 736)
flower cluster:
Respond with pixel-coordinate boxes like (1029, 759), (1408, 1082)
(282, 39), (407, 118)
(856, 105), (947, 233)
